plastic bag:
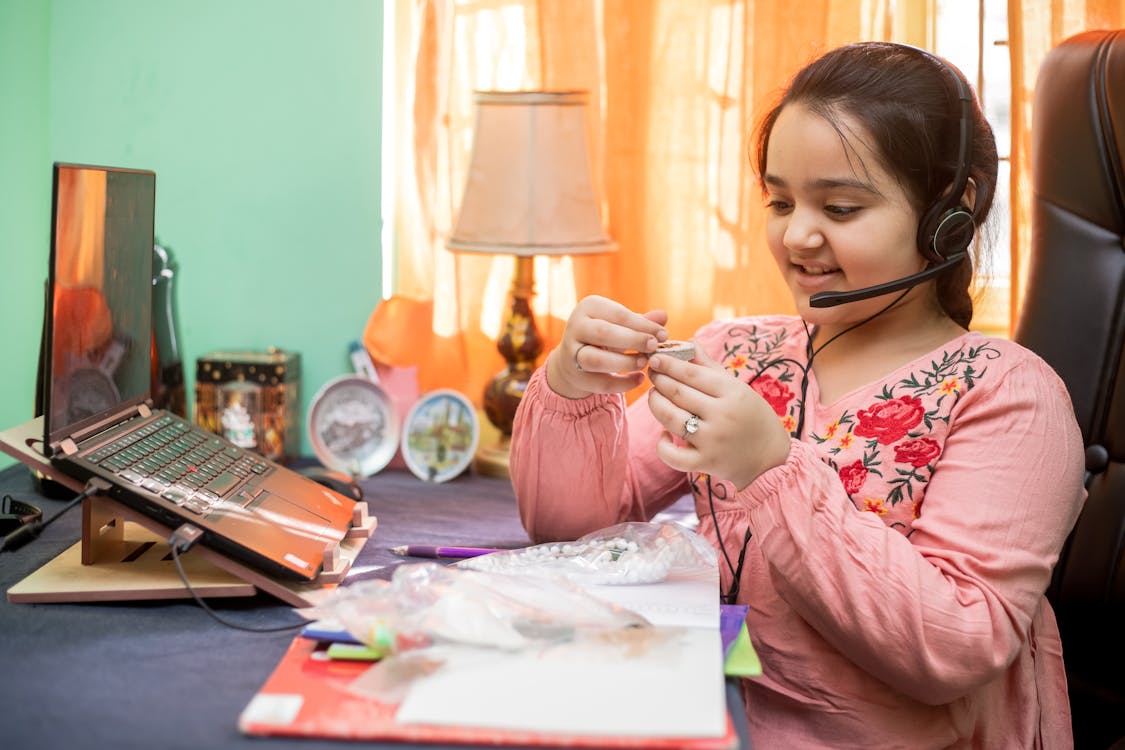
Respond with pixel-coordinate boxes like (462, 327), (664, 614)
(455, 521), (717, 585)
(308, 561), (650, 656)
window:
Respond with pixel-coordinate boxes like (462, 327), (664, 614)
(935, 0), (1012, 336)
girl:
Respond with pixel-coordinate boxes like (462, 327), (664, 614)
(509, 42), (1086, 748)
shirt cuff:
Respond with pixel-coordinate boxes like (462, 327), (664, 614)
(737, 438), (820, 510)
(523, 366), (623, 418)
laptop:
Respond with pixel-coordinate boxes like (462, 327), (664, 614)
(41, 162), (356, 582)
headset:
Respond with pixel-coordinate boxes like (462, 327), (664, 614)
(809, 44), (976, 308)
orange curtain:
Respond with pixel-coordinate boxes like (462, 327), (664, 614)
(365, 0), (915, 407)
(1008, 0), (1125, 324)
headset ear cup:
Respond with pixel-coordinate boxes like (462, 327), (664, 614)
(919, 206), (975, 262)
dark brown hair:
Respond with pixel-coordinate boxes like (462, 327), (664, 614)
(754, 42), (999, 328)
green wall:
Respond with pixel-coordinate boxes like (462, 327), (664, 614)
(0, 0), (384, 470)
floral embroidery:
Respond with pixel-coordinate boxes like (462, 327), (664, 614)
(839, 460), (867, 494)
(720, 324), (804, 429)
(751, 374), (794, 417)
(862, 498), (888, 515)
(894, 437), (941, 468)
(854, 395), (924, 444)
(720, 325), (790, 376)
(813, 410), (856, 453)
(701, 320), (1001, 539)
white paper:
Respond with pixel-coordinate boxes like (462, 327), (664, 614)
(394, 572), (727, 738)
(583, 570), (719, 629)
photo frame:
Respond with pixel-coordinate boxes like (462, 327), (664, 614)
(307, 375), (399, 478)
(400, 389), (479, 483)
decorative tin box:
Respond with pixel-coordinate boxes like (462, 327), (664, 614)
(194, 348), (300, 462)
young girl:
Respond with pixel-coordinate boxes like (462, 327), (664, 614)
(509, 42), (1086, 748)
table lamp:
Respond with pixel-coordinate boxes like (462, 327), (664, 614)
(447, 90), (616, 478)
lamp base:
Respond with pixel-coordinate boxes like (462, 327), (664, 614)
(472, 409), (511, 479)
(473, 436), (511, 479)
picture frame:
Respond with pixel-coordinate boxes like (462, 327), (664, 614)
(307, 375), (399, 478)
(400, 389), (479, 483)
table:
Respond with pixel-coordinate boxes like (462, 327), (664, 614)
(0, 462), (751, 750)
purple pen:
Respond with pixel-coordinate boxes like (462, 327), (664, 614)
(390, 544), (501, 559)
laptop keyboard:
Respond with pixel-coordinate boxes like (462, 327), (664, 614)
(84, 414), (271, 517)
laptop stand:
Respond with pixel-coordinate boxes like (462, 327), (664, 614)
(1, 416), (375, 607)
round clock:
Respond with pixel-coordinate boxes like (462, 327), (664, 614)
(307, 375), (399, 478)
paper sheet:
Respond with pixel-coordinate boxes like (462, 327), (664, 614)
(583, 572), (719, 629)
(395, 571), (727, 738)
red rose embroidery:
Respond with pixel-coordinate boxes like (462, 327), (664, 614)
(751, 374), (794, 416)
(838, 460), (867, 495)
(894, 437), (941, 467)
(854, 396), (924, 444)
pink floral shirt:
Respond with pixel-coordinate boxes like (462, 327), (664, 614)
(510, 315), (1086, 749)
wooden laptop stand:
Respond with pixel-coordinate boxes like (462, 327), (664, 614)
(1, 416), (375, 608)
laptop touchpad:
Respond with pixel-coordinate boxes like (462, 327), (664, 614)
(245, 492), (336, 542)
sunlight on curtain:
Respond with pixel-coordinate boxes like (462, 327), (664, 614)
(365, 0), (922, 406)
(1008, 0), (1125, 324)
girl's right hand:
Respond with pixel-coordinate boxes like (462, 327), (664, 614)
(545, 295), (669, 399)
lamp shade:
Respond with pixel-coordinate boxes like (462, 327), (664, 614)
(447, 91), (617, 257)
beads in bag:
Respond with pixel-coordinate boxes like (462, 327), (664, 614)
(457, 521), (717, 585)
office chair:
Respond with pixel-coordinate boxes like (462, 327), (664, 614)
(1012, 28), (1125, 750)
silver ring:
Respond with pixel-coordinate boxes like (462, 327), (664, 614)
(574, 343), (591, 371)
(683, 414), (701, 437)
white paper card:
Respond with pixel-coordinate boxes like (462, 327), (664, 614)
(395, 627), (726, 737)
(394, 573), (727, 738)
(584, 571), (719, 629)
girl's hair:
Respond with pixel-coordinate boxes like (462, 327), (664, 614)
(754, 42), (999, 328)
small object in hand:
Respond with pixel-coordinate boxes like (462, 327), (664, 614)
(654, 340), (695, 360)
(684, 414), (701, 436)
(648, 339), (696, 382)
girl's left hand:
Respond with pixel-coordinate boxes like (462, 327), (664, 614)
(647, 346), (791, 490)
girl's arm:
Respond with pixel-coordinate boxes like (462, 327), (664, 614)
(510, 366), (688, 543)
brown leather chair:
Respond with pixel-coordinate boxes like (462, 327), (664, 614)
(1013, 28), (1125, 750)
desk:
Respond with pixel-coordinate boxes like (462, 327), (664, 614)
(0, 463), (751, 750)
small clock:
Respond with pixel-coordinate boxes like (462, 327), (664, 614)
(307, 375), (399, 478)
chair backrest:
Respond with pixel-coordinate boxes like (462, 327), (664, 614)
(1013, 28), (1125, 748)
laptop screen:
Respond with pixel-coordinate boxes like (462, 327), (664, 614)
(45, 163), (156, 449)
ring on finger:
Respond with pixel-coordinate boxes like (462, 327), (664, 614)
(683, 414), (701, 437)
(574, 343), (592, 372)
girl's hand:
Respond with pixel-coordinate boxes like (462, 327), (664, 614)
(647, 346), (791, 489)
(546, 295), (669, 399)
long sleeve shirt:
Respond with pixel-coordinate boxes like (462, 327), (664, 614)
(510, 315), (1086, 749)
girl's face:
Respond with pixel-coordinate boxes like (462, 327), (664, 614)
(762, 103), (932, 326)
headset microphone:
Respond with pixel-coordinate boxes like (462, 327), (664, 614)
(808, 251), (966, 308)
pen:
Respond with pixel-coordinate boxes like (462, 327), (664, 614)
(390, 544), (503, 559)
